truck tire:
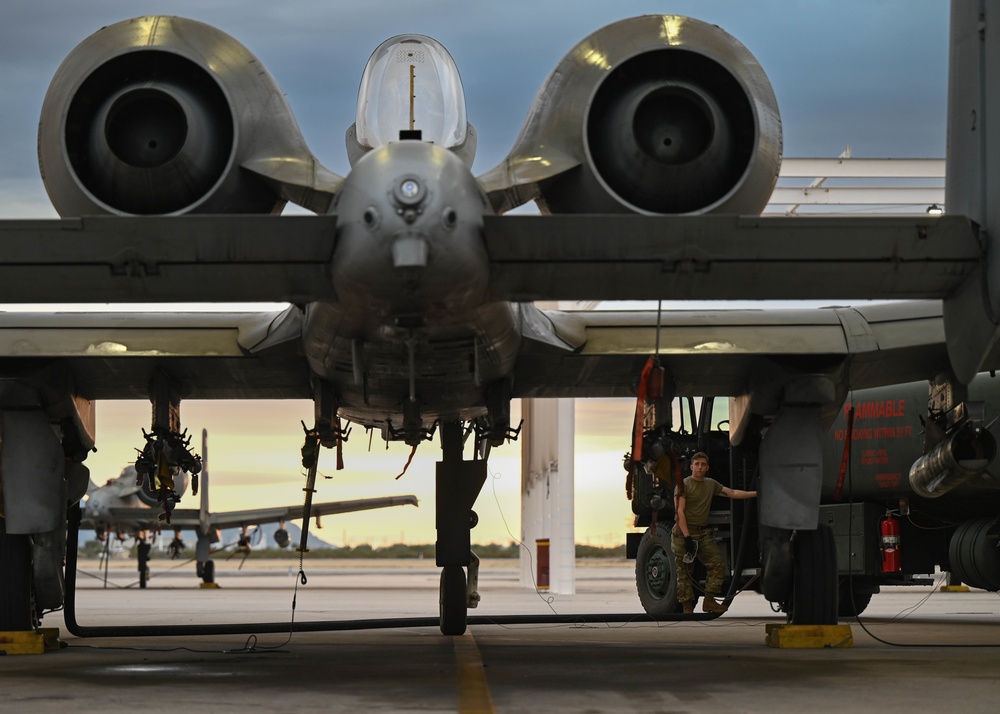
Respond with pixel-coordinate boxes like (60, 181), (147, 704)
(789, 524), (837, 625)
(635, 525), (686, 616)
(949, 517), (1000, 590)
(837, 577), (874, 617)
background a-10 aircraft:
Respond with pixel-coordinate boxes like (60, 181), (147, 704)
(2, 3), (1000, 638)
(81, 430), (417, 588)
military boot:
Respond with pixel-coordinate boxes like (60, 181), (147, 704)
(702, 596), (728, 614)
(681, 601), (694, 614)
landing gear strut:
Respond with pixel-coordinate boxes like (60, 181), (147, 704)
(435, 421), (487, 635)
(756, 395), (839, 625)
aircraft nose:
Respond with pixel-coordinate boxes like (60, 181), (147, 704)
(392, 234), (428, 269)
(388, 175), (429, 269)
(333, 141), (487, 315)
(83, 500), (100, 520)
(393, 176), (427, 213)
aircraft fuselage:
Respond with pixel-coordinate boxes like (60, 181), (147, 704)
(303, 141), (520, 440)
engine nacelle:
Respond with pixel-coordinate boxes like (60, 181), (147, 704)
(481, 15), (781, 215)
(273, 527), (291, 549)
(908, 422), (997, 498)
(135, 467), (190, 508)
(39, 16), (339, 216)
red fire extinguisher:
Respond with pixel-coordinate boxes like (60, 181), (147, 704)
(880, 510), (902, 573)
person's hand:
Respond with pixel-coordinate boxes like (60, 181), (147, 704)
(682, 536), (698, 563)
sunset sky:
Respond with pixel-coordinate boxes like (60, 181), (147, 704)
(0, 2), (948, 547)
(84, 397), (639, 547)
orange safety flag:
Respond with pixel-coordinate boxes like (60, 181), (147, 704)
(631, 356), (658, 462)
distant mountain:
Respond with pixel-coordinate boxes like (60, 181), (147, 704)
(222, 521), (338, 551)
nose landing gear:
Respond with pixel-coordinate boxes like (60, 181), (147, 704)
(435, 421), (487, 635)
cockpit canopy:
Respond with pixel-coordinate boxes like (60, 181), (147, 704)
(355, 35), (469, 152)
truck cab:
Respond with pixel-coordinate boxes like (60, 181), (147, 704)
(625, 396), (761, 616)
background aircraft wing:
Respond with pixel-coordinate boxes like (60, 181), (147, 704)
(86, 496), (417, 532)
(201, 495), (419, 531)
(514, 300), (985, 399)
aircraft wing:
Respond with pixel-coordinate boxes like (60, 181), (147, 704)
(514, 300), (978, 399)
(0, 216), (337, 304)
(0, 306), (311, 399)
(79, 508), (162, 530)
(483, 214), (980, 303)
(0, 214), (978, 306)
(91, 495), (418, 531)
(0, 297), (976, 403)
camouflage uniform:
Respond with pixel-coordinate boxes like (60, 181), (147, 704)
(672, 476), (725, 603)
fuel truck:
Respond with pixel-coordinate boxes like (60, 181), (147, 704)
(626, 374), (1000, 623)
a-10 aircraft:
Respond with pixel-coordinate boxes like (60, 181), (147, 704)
(1, 5), (1000, 636)
(82, 430), (417, 588)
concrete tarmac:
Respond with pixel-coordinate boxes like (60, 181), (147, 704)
(3, 558), (1000, 713)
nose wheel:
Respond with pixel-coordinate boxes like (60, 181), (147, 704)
(439, 565), (467, 635)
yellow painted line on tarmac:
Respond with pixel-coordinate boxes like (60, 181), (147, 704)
(454, 633), (496, 714)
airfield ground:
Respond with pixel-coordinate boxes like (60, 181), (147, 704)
(2, 558), (999, 713)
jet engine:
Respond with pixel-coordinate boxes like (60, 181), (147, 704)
(134, 466), (190, 509)
(480, 15), (781, 215)
(908, 421), (997, 498)
(38, 16), (341, 217)
(273, 526), (291, 549)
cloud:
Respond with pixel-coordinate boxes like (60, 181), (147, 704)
(3, 1), (950, 215)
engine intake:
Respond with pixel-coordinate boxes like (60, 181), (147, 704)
(39, 16), (339, 216)
(480, 15), (781, 216)
(130, 466), (190, 508)
(66, 51), (234, 214)
(587, 53), (755, 213)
